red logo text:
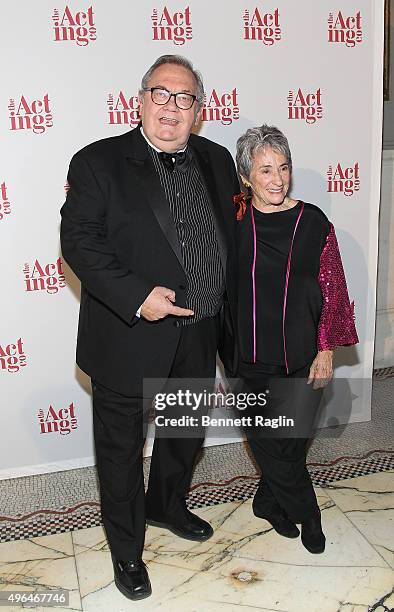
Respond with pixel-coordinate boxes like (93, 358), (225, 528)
(23, 258), (66, 294)
(38, 403), (78, 435)
(288, 88), (323, 124)
(107, 92), (140, 128)
(243, 7), (281, 45)
(52, 5), (96, 46)
(327, 162), (360, 196)
(0, 182), (11, 221)
(202, 88), (240, 126)
(151, 6), (192, 45)
(328, 10), (362, 47)
(9, 94), (53, 134)
(0, 338), (27, 373)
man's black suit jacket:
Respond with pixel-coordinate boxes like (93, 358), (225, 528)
(60, 127), (239, 396)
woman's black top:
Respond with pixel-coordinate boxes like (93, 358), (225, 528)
(236, 201), (331, 375)
(234, 199), (358, 377)
(239, 202), (302, 377)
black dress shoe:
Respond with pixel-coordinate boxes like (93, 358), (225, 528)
(112, 557), (152, 600)
(252, 501), (300, 538)
(146, 510), (213, 541)
(301, 510), (326, 553)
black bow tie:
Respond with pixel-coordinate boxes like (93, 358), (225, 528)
(158, 150), (190, 173)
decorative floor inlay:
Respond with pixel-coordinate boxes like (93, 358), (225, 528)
(188, 452), (394, 508)
(373, 365), (394, 379)
(1, 451), (393, 544)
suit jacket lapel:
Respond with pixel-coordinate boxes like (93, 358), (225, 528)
(125, 129), (184, 270)
(191, 146), (228, 273)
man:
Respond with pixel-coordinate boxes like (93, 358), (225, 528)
(60, 55), (239, 600)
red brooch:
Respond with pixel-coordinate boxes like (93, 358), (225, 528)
(233, 192), (247, 221)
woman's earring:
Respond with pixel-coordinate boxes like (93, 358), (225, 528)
(243, 180), (251, 189)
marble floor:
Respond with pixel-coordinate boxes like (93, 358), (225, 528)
(0, 471), (393, 612)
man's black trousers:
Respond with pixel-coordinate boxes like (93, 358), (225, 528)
(92, 314), (219, 560)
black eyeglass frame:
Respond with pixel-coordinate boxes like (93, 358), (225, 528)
(143, 87), (198, 110)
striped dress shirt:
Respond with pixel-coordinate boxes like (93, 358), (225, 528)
(149, 145), (224, 325)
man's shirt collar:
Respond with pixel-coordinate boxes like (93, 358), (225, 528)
(140, 125), (187, 154)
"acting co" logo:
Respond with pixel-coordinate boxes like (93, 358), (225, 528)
(243, 7), (281, 45)
(0, 338), (27, 374)
(9, 94), (53, 134)
(107, 91), (140, 128)
(202, 88), (240, 126)
(288, 88), (323, 125)
(52, 5), (97, 46)
(151, 6), (192, 45)
(38, 403), (78, 435)
(328, 10), (362, 47)
(23, 257), (66, 294)
(327, 162), (360, 197)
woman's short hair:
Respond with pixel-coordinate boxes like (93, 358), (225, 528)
(236, 125), (292, 180)
(139, 54), (205, 111)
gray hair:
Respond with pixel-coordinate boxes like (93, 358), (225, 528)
(236, 125), (292, 181)
(139, 55), (204, 112)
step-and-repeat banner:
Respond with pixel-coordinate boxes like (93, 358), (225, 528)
(0, 2), (384, 478)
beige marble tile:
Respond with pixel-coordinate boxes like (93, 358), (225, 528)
(71, 487), (393, 612)
(157, 560), (394, 612)
(0, 532), (74, 563)
(81, 560), (202, 612)
(225, 505), (389, 569)
(324, 471), (394, 512)
(324, 471), (394, 567)
(72, 526), (112, 599)
(72, 525), (208, 611)
(208, 487), (333, 536)
(145, 501), (255, 573)
(144, 488), (334, 573)
(72, 521), (233, 607)
(0, 533), (81, 610)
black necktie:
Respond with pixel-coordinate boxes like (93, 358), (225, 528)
(158, 150), (189, 173)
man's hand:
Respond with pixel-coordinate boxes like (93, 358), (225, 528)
(307, 350), (334, 390)
(140, 286), (194, 321)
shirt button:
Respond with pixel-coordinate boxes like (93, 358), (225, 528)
(176, 192), (181, 198)
(181, 241), (185, 247)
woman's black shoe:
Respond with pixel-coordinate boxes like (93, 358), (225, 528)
(253, 501), (300, 538)
(301, 511), (326, 553)
(112, 557), (152, 600)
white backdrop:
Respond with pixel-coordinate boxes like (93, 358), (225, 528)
(0, 1), (384, 479)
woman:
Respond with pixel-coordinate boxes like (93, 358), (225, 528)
(234, 125), (358, 554)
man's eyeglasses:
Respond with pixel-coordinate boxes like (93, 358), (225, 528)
(143, 87), (197, 110)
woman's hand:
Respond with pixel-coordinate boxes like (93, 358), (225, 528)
(307, 350), (334, 389)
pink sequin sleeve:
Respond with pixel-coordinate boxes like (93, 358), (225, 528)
(317, 223), (359, 351)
